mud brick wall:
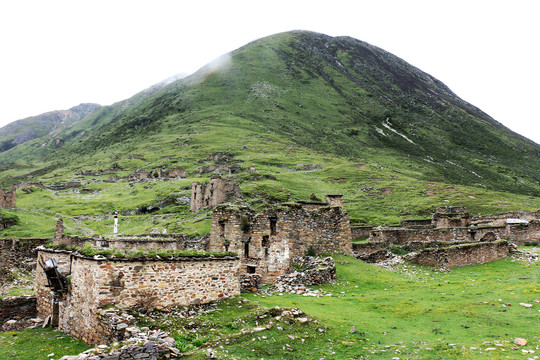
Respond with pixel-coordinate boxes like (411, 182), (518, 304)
(411, 240), (509, 268)
(0, 296), (36, 322)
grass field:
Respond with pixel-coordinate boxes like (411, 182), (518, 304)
(1, 252), (538, 359)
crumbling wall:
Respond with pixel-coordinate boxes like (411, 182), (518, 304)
(410, 240), (510, 268)
(36, 249), (240, 345)
(0, 238), (49, 270)
(98, 234), (208, 251)
(190, 176), (242, 211)
(0, 188), (16, 208)
(350, 225), (374, 240)
(35, 250), (72, 322)
(507, 221), (540, 244)
(471, 211), (540, 227)
(0, 296), (36, 322)
(208, 201), (352, 283)
(432, 206), (471, 228)
(370, 227), (474, 244)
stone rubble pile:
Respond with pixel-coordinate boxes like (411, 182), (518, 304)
(265, 256), (336, 297)
(240, 273), (262, 293)
(278, 256), (336, 286)
(510, 248), (539, 263)
(59, 328), (180, 360)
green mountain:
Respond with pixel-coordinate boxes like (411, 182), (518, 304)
(0, 103), (101, 153)
(1, 30), (539, 237)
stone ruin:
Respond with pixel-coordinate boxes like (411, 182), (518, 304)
(207, 195), (352, 284)
(5, 193), (537, 348)
(190, 176), (243, 211)
(35, 248), (240, 345)
(0, 187), (16, 208)
(354, 206), (540, 268)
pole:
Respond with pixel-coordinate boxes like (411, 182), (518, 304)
(113, 210), (118, 235)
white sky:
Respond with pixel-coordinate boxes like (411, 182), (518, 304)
(1, 0), (539, 144)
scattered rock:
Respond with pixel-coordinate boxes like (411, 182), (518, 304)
(515, 338), (528, 346)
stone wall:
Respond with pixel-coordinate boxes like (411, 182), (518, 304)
(471, 211), (540, 227)
(0, 188), (16, 208)
(35, 250), (72, 323)
(370, 227), (474, 244)
(410, 240), (510, 268)
(507, 221), (540, 244)
(36, 249), (240, 345)
(0, 296), (36, 322)
(207, 201), (352, 283)
(432, 206), (471, 228)
(190, 177), (242, 211)
(96, 234), (208, 251)
(0, 238), (50, 269)
(350, 225), (374, 240)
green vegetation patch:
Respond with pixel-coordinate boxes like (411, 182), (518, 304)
(46, 242), (236, 260)
(0, 327), (91, 360)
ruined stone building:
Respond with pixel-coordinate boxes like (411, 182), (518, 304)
(356, 206), (540, 268)
(0, 187), (16, 208)
(431, 206), (471, 228)
(207, 195), (352, 283)
(36, 248), (239, 345)
(190, 176), (242, 211)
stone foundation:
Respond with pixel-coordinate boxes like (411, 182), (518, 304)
(0, 296), (37, 322)
(409, 240), (510, 268)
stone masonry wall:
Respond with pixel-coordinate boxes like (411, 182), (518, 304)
(36, 249), (240, 345)
(0, 238), (50, 269)
(35, 250), (72, 322)
(471, 211), (540, 227)
(208, 202), (352, 283)
(411, 240), (510, 268)
(96, 234), (208, 251)
(0, 188), (16, 208)
(0, 296), (36, 322)
(190, 177), (242, 211)
(370, 227), (474, 244)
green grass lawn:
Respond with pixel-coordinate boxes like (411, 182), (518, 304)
(0, 327), (90, 360)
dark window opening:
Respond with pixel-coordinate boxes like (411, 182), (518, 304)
(247, 265), (256, 274)
(262, 235), (269, 257)
(244, 238), (251, 258)
(269, 217), (277, 236)
(219, 220), (226, 237)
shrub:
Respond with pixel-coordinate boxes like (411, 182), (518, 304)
(240, 215), (250, 232)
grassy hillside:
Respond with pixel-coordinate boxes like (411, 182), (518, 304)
(0, 31), (539, 238)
